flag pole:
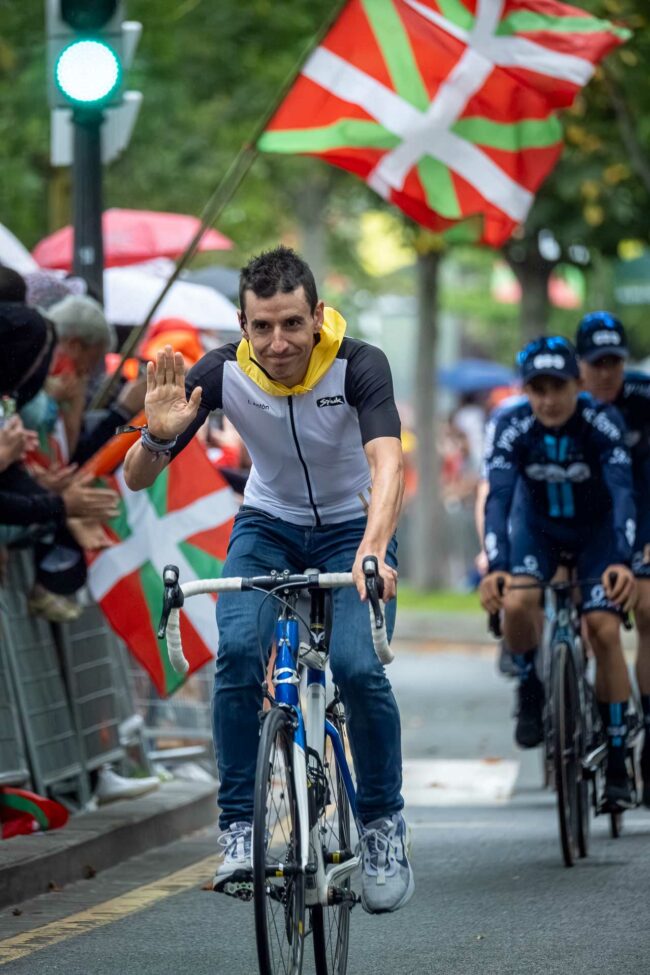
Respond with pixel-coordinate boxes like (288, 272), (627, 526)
(91, 0), (349, 410)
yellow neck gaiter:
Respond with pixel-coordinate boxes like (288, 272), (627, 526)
(236, 307), (346, 396)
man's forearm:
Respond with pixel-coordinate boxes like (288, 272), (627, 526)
(123, 440), (169, 491)
(361, 456), (404, 556)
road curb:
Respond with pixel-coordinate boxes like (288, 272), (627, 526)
(0, 780), (218, 909)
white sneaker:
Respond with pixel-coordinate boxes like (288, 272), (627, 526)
(213, 822), (253, 900)
(359, 812), (415, 914)
(94, 766), (160, 805)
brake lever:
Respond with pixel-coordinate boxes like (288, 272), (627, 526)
(157, 564), (184, 639)
(362, 555), (384, 628)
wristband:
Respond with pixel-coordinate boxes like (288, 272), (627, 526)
(140, 426), (178, 457)
(114, 423), (178, 459)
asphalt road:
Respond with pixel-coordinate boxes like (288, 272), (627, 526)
(2, 643), (650, 975)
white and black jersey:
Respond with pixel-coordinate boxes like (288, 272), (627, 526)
(172, 339), (401, 526)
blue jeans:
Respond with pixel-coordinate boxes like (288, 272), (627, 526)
(213, 507), (403, 828)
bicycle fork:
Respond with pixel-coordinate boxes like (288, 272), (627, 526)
(274, 614), (360, 907)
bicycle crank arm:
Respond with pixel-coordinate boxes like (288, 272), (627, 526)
(325, 855), (360, 891)
(582, 742), (608, 772)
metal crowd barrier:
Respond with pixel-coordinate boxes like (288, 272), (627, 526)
(2, 551), (90, 802)
(0, 549), (140, 804)
(58, 604), (124, 773)
(0, 547), (215, 803)
(120, 642), (214, 761)
(0, 589), (29, 788)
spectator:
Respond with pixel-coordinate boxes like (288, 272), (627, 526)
(46, 295), (146, 464)
(46, 295), (117, 457)
(0, 266), (27, 303)
(440, 421), (480, 589)
(24, 269), (86, 311)
(0, 302), (118, 618)
(452, 392), (486, 474)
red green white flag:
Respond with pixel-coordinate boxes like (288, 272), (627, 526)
(87, 439), (239, 696)
(0, 787), (69, 838)
(259, 0), (630, 246)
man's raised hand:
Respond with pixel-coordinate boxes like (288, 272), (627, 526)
(145, 345), (203, 440)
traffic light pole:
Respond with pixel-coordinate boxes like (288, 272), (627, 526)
(72, 109), (104, 303)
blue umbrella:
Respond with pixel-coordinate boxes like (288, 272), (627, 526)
(438, 358), (515, 393)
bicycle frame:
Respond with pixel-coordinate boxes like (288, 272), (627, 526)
(272, 597), (360, 908)
(545, 586), (584, 730)
(158, 560), (390, 910)
(543, 584), (606, 777)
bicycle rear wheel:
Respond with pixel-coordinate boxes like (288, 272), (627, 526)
(553, 642), (582, 867)
(312, 703), (354, 975)
(253, 706), (305, 975)
(576, 769), (590, 858)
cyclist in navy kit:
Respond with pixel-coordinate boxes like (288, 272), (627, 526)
(576, 312), (650, 806)
(124, 246), (413, 914)
(479, 336), (638, 810)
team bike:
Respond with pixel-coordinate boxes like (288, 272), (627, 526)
(489, 571), (640, 867)
(158, 557), (393, 975)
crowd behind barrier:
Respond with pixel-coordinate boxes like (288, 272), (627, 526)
(0, 545), (216, 814)
(0, 268), (223, 821)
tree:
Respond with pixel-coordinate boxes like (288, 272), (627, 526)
(502, 0), (650, 342)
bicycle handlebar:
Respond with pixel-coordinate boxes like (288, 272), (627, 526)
(485, 572), (633, 637)
(158, 559), (393, 676)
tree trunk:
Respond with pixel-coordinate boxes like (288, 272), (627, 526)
(505, 247), (554, 345)
(291, 168), (332, 287)
(410, 248), (447, 590)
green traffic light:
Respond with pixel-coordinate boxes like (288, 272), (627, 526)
(55, 38), (121, 105)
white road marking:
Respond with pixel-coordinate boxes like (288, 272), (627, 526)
(403, 758), (519, 806)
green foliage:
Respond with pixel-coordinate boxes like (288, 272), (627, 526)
(1, 0), (649, 359)
(398, 586), (481, 614)
(516, 0), (650, 255)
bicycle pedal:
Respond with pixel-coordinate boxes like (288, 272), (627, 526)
(214, 877), (254, 901)
(213, 867), (254, 900)
(598, 794), (637, 815)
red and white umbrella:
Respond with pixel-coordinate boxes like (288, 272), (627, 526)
(32, 208), (232, 270)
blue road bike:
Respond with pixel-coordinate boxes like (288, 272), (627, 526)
(158, 557), (392, 975)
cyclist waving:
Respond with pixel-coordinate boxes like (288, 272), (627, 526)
(124, 246), (413, 914)
(576, 312), (650, 806)
(479, 336), (638, 811)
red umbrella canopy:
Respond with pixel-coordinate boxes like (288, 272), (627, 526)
(32, 208), (232, 269)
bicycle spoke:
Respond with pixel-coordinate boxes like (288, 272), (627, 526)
(313, 714), (352, 975)
(254, 709), (305, 975)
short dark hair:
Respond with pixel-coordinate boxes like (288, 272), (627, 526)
(0, 265), (27, 302)
(239, 245), (318, 316)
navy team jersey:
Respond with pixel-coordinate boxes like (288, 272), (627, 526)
(484, 392), (636, 573)
(613, 370), (650, 485)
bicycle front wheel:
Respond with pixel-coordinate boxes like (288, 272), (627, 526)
(253, 706), (305, 975)
(312, 703), (354, 975)
(553, 642), (581, 867)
